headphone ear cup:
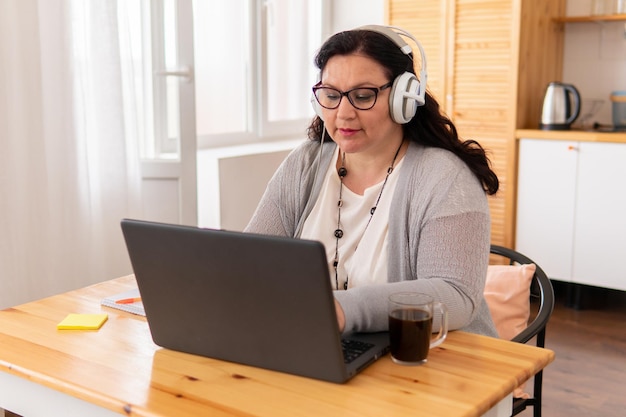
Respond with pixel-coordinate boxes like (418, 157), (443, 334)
(389, 72), (423, 124)
(311, 93), (325, 121)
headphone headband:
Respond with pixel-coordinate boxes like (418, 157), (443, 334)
(356, 25), (423, 62)
(355, 24), (428, 90)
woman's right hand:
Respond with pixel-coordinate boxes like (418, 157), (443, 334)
(335, 299), (346, 332)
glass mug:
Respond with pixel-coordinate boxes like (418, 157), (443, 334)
(388, 292), (448, 365)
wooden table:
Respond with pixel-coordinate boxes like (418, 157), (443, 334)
(0, 275), (554, 417)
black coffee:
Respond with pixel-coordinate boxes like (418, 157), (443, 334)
(389, 308), (433, 363)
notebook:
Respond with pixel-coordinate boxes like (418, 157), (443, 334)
(101, 288), (145, 316)
(120, 218), (390, 383)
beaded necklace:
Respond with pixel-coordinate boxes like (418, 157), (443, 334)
(333, 140), (404, 290)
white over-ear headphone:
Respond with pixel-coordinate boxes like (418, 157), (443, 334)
(311, 25), (428, 124)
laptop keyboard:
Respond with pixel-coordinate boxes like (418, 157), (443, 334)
(342, 339), (375, 364)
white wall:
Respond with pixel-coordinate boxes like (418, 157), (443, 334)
(564, 0), (626, 126)
(331, 0), (385, 31)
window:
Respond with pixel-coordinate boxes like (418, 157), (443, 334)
(116, 0), (326, 159)
(192, 1), (251, 139)
(193, 0), (325, 148)
(116, 0), (184, 160)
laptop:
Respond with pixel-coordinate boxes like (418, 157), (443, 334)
(120, 218), (390, 383)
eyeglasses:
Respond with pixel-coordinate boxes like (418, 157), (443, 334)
(312, 81), (393, 111)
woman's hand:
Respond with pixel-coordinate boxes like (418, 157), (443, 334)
(335, 299), (346, 332)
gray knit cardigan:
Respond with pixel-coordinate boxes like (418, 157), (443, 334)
(245, 139), (498, 337)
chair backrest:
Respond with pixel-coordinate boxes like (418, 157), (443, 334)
(489, 244), (554, 417)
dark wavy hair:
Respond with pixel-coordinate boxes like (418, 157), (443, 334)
(307, 28), (499, 195)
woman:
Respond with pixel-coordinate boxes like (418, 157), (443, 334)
(245, 25), (499, 337)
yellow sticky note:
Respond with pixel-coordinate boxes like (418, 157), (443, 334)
(57, 313), (108, 330)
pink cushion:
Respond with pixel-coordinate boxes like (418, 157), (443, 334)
(484, 263), (535, 340)
(484, 263), (536, 399)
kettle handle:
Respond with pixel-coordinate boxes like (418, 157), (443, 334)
(564, 84), (581, 125)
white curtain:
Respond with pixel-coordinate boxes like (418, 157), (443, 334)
(0, 0), (142, 308)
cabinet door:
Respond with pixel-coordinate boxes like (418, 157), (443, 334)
(516, 139), (578, 281)
(573, 142), (626, 291)
(388, 0), (519, 247)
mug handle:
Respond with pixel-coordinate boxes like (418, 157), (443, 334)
(430, 302), (448, 349)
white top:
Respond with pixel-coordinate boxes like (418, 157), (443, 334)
(301, 146), (403, 290)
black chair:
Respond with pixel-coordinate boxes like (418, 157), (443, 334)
(489, 244), (555, 417)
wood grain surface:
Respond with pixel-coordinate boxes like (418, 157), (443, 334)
(0, 276), (554, 417)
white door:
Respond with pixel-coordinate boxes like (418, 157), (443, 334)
(139, 0), (197, 226)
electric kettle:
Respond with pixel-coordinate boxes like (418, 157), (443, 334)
(540, 82), (581, 130)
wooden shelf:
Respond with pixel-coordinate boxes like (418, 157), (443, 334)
(516, 128), (626, 144)
(554, 14), (626, 23)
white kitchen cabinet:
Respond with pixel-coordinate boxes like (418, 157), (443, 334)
(516, 138), (626, 291)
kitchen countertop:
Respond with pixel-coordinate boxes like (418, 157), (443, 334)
(516, 129), (626, 143)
